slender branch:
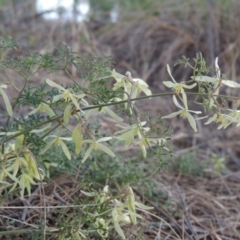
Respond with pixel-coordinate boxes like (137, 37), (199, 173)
(0, 89), (238, 144)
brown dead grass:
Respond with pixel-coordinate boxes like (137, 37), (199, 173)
(1, 171), (240, 239)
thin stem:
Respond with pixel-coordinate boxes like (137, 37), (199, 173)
(4, 69), (20, 92)
(41, 123), (61, 139)
(64, 68), (81, 87)
(1, 90), (238, 145)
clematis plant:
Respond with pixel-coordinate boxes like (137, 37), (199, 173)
(162, 95), (202, 132)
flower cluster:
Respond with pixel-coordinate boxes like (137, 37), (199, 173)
(2, 41), (240, 239)
(163, 57), (240, 131)
(81, 185), (153, 239)
(163, 65), (201, 132)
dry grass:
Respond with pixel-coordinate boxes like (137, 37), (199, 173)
(1, 171), (240, 239)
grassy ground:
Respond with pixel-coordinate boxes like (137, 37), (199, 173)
(1, 1), (240, 239)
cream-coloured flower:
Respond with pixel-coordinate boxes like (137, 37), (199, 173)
(164, 65), (195, 109)
(125, 71), (152, 99)
(82, 137), (114, 163)
(111, 70), (152, 108)
(205, 112), (235, 129)
(111, 200), (131, 240)
(40, 135), (72, 160)
(46, 79), (85, 110)
(114, 121), (150, 147)
(195, 58), (240, 87)
(28, 102), (55, 117)
(163, 65), (196, 100)
(162, 95), (202, 132)
(95, 218), (109, 238)
(18, 170), (36, 198)
(136, 136), (168, 158)
(111, 186), (153, 239)
(195, 58), (240, 107)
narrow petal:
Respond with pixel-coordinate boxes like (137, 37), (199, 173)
(75, 137), (83, 154)
(59, 139), (71, 160)
(27, 108), (39, 116)
(63, 104), (73, 124)
(73, 93), (86, 99)
(111, 69), (126, 82)
(52, 94), (62, 102)
(215, 57), (221, 78)
(97, 143), (115, 157)
(139, 144), (147, 158)
(82, 139), (93, 144)
(97, 137), (113, 143)
(132, 78), (149, 87)
(70, 95), (80, 110)
(195, 76), (216, 83)
(205, 114), (217, 125)
(173, 95), (184, 109)
(46, 79), (65, 91)
(186, 112), (198, 132)
(42, 103), (56, 117)
(103, 107), (123, 121)
(181, 90), (188, 110)
(135, 201), (154, 210)
(82, 144), (94, 163)
(181, 83), (197, 89)
(222, 80), (240, 88)
(163, 81), (176, 88)
(80, 190), (95, 197)
(162, 110), (182, 119)
(139, 85), (152, 96)
(188, 110), (202, 114)
(113, 221), (126, 240)
(166, 65), (177, 83)
(129, 86), (138, 100)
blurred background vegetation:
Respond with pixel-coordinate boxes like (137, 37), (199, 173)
(1, 0), (240, 87)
